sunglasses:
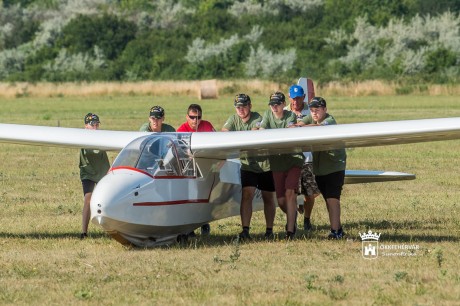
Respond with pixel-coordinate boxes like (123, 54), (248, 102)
(188, 115), (202, 120)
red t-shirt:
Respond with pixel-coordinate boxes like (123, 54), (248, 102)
(177, 120), (215, 132)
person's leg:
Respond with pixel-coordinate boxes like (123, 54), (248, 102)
(321, 171), (345, 239)
(238, 170), (258, 239)
(262, 190), (276, 239)
(303, 195), (315, 218)
(277, 197), (287, 214)
(259, 171), (276, 238)
(82, 192), (92, 235)
(297, 164), (307, 214)
(326, 198), (341, 231)
(272, 171), (287, 213)
(285, 167), (302, 236)
(300, 163), (320, 229)
(303, 195), (315, 230)
(285, 188), (297, 233)
(261, 190), (275, 229)
(241, 186), (256, 228)
(81, 180), (95, 238)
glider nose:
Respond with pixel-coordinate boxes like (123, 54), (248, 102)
(90, 168), (151, 227)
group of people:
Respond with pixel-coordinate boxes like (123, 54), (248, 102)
(79, 84), (347, 241)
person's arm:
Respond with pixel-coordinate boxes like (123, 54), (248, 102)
(221, 116), (233, 132)
(251, 115), (262, 130)
(286, 111), (297, 128)
(299, 114), (318, 126)
(258, 110), (270, 130)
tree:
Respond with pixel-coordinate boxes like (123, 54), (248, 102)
(58, 14), (137, 60)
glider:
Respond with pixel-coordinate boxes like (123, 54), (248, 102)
(1, 114), (460, 247)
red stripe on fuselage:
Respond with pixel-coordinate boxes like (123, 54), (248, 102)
(109, 166), (196, 179)
(133, 199), (210, 206)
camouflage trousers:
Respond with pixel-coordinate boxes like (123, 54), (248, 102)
(298, 163), (320, 197)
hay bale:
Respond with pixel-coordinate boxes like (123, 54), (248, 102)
(198, 79), (218, 100)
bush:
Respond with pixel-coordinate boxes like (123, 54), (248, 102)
(58, 14), (137, 61)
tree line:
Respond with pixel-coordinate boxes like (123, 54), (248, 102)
(0, 0), (459, 85)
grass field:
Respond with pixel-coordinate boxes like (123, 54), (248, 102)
(1, 93), (460, 305)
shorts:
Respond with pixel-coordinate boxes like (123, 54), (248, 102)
(272, 166), (302, 198)
(299, 163), (320, 197)
(82, 179), (96, 195)
(315, 170), (345, 200)
(240, 169), (275, 192)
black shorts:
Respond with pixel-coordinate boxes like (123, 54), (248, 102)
(315, 170), (345, 200)
(82, 179), (96, 195)
(240, 169), (275, 192)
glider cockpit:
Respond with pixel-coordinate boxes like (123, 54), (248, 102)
(111, 133), (200, 178)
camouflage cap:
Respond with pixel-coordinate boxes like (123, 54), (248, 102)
(84, 113), (100, 125)
(309, 97), (327, 108)
(150, 106), (165, 119)
(234, 93), (251, 107)
(268, 91), (286, 105)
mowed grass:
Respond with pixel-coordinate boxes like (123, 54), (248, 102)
(0, 94), (460, 305)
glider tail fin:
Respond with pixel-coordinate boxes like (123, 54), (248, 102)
(297, 77), (315, 103)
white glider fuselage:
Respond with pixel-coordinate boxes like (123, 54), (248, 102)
(89, 132), (417, 247)
(90, 134), (248, 247)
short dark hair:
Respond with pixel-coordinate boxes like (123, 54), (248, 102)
(187, 104), (202, 115)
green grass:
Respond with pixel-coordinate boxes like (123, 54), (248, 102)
(1, 94), (460, 304)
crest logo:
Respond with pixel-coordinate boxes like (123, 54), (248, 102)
(359, 230), (381, 259)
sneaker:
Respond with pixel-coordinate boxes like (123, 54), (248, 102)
(238, 230), (251, 240)
(264, 231), (274, 240)
(201, 224), (210, 236)
(286, 231), (295, 240)
(304, 218), (312, 231)
(327, 228), (344, 240)
(80, 233), (87, 239)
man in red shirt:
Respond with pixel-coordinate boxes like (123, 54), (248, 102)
(177, 104), (215, 132)
(177, 104), (215, 236)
